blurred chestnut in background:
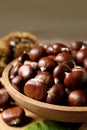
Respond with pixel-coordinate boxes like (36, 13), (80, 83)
(10, 62), (22, 79)
(46, 43), (69, 55)
(70, 41), (84, 50)
(18, 51), (29, 63)
(83, 58), (87, 71)
(0, 88), (10, 111)
(75, 48), (87, 65)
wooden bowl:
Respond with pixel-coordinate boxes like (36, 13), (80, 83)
(2, 60), (87, 123)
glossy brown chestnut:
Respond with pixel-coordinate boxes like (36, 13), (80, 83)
(10, 62), (22, 79)
(75, 48), (87, 65)
(83, 58), (87, 70)
(64, 68), (87, 90)
(35, 71), (54, 87)
(24, 61), (38, 69)
(46, 83), (65, 105)
(11, 75), (24, 92)
(1, 106), (25, 125)
(18, 64), (34, 80)
(55, 52), (73, 64)
(70, 49), (78, 59)
(24, 78), (48, 100)
(70, 41), (84, 50)
(68, 90), (87, 106)
(38, 56), (57, 72)
(46, 43), (69, 55)
(47, 55), (56, 60)
(28, 45), (47, 62)
(18, 51), (30, 63)
(0, 88), (10, 111)
(53, 63), (71, 84)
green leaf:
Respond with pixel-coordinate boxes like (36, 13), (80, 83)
(24, 120), (81, 130)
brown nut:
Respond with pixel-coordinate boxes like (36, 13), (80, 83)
(46, 43), (69, 55)
(18, 51), (30, 63)
(55, 52), (73, 63)
(68, 90), (87, 106)
(75, 47), (87, 65)
(0, 88), (10, 111)
(46, 83), (65, 105)
(70, 41), (84, 50)
(35, 71), (54, 87)
(9, 62), (22, 79)
(28, 45), (47, 62)
(24, 78), (48, 100)
(24, 60), (38, 69)
(83, 58), (87, 71)
(18, 64), (35, 80)
(38, 56), (57, 72)
(1, 106), (25, 125)
(11, 75), (24, 92)
(53, 63), (71, 84)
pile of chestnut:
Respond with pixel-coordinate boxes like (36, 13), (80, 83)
(10, 41), (87, 106)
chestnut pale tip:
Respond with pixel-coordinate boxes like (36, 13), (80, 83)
(24, 61), (37, 69)
(40, 67), (46, 71)
(54, 78), (60, 84)
(61, 47), (69, 52)
(81, 45), (86, 49)
(47, 88), (55, 98)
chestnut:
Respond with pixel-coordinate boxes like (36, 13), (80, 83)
(18, 51), (29, 63)
(70, 41), (84, 50)
(55, 52), (75, 68)
(64, 68), (87, 90)
(83, 58), (87, 70)
(47, 55), (56, 60)
(28, 45), (47, 62)
(38, 56), (57, 72)
(53, 63), (71, 84)
(24, 78), (48, 100)
(11, 75), (24, 92)
(46, 43), (69, 55)
(46, 83), (65, 105)
(35, 71), (54, 87)
(75, 47), (87, 65)
(24, 60), (38, 69)
(18, 64), (35, 80)
(55, 52), (73, 64)
(0, 88), (10, 111)
(70, 49), (78, 60)
(9, 62), (22, 79)
(68, 90), (87, 106)
(1, 106), (25, 125)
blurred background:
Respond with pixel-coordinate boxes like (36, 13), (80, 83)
(0, 0), (87, 41)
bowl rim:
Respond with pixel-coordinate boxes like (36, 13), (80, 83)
(2, 59), (87, 113)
